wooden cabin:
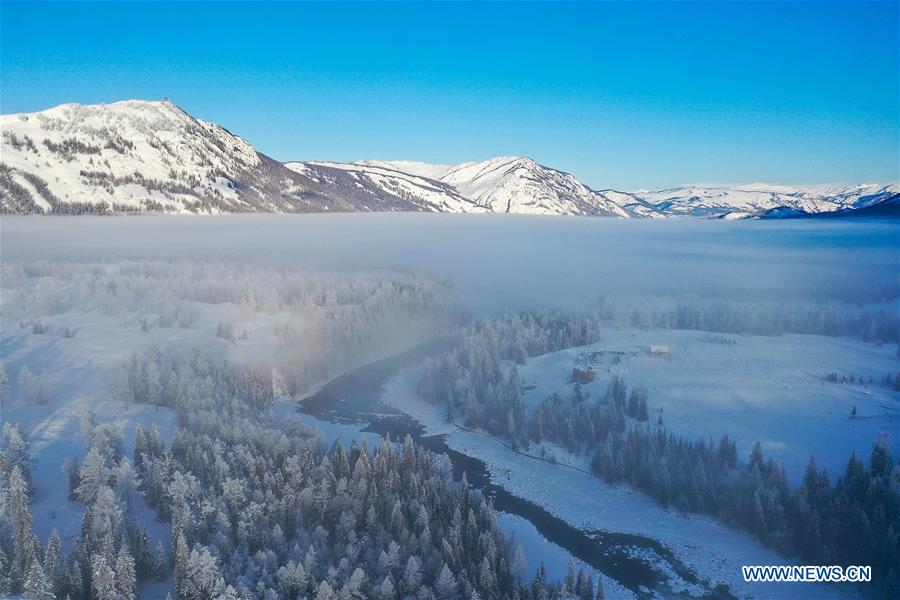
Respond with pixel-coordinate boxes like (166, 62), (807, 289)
(572, 367), (595, 383)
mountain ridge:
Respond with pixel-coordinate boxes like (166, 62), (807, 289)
(1, 100), (896, 218)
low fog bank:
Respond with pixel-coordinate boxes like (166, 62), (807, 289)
(2, 214), (897, 312)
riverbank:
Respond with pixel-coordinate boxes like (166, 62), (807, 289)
(381, 363), (861, 600)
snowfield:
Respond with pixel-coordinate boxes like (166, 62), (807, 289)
(508, 327), (899, 482)
(3, 100), (895, 217)
(381, 362), (872, 599)
(1, 216), (896, 599)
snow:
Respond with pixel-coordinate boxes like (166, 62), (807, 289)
(0, 291), (319, 559)
(509, 327), (899, 482)
(380, 353), (878, 599)
(633, 183), (900, 218)
(291, 155), (636, 216)
(495, 512), (637, 599)
(3, 100), (895, 217)
(0, 99), (265, 213)
(354, 160), (454, 181)
(438, 156), (631, 217)
(287, 160), (486, 214)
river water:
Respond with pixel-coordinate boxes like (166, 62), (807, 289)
(299, 339), (734, 599)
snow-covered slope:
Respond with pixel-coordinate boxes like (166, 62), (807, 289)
(354, 159), (454, 181)
(286, 160), (486, 213)
(438, 156), (631, 217)
(293, 156), (635, 216)
(0, 100), (369, 214)
(2, 100), (895, 217)
(634, 183), (899, 218)
(595, 189), (667, 219)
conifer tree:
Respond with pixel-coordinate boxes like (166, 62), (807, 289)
(114, 546), (136, 600)
(8, 466), (33, 592)
(23, 560), (54, 600)
(43, 529), (64, 595)
(91, 554), (117, 600)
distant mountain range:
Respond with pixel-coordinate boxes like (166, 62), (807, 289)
(2, 100), (897, 218)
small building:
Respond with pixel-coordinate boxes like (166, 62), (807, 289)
(649, 345), (670, 358)
(572, 367), (595, 383)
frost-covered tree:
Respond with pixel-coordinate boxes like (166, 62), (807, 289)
(183, 547), (224, 600)
(91, 554), (117, 600)
(75, 447), (108, 504)
(154, 541), (168, 581)
(43, 529), (64, 595)
(379, 575), (395, 600)
(0, 360), (8, 406)
(1, 422), (32, 484)
(7, 466), (34, 591)
(114, 546), (136, 600)
(106, 363), (131, 408)
(16, 365), (34, 403)
(114, 457), (141, 508)
(87, 486), (123, 546)
(434, 563), (457, 600)
(23, 560), (54, 600)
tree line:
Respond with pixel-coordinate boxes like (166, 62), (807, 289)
(418, 312), (900, 597)
(0, 345), (607, 599)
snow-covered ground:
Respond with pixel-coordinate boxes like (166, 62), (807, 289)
(381, 361), (872, 599)
(508, 327), (899, 482)
(495, 512), (636, 600)
(0, 297), (322, 597)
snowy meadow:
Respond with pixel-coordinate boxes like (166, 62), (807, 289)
(1, 214), (898, 600)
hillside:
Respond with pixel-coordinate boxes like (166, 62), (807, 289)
(1, 100), (895, 218)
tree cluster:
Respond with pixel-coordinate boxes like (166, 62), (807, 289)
(599, 296), (900, 343)
(419, 314), (900, 596)
(418, 312), (601, 445)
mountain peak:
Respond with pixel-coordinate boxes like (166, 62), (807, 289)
(2, 100), (896, 218)
(0, 99), (352, 214)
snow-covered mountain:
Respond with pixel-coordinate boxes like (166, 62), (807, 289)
(329, 156), (636, 217)
(437, 156), (632, 217)
(0, 100), (463, 215)
(1, 100), (895, 217)
(285, 160), (485, 214)
(635, 183), (899, 219)
(354, 160), (454, 181)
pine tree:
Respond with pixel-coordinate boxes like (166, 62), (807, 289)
(75, 447), (108, 504)
(154, 541), (168, 581)
(403, 555), (422, 594)
(564, 559), (576, 595)
(43, 529), (63, 595)
(434, 563), (457, 600)
(380, 574), (396, 600)
(0, 548), (9, 595)
(871, 439), (893, 478)
(174, 534), (189, 596)
(184, 546), (224, 599)
(315, 580), (336, 600)
(8, 466), (34, 591)
(17, 365), (34, 404)
(64, 561), (83, 600)
(638, 396), (649, 422)
(114, 457), (141, 509)
(23, 560), (54, 600)
(91, 554), (117, 600)
(114, 546), (136, 600)
(87, 486), (123, 545)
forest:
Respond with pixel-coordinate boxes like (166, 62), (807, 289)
(1, 218), (898, 599)
(0, 346), (606, 599)
(417, 312), (900, 596)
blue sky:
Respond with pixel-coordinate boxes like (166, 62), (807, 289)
(1, 1), (897, 190)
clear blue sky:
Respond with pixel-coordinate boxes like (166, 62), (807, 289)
(1, 1), (897, 190)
